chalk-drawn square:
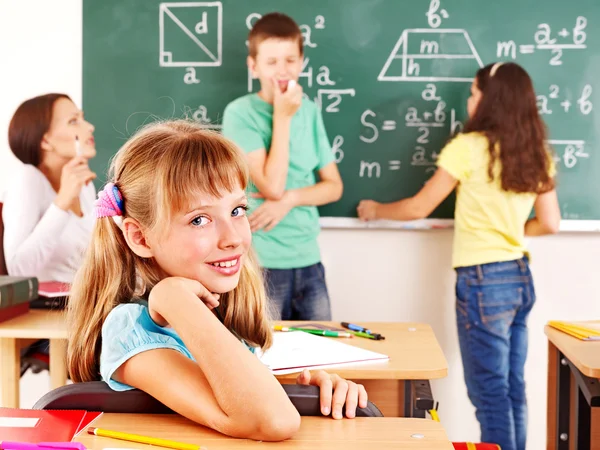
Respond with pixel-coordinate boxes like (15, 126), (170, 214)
(159, 2), (222, 67)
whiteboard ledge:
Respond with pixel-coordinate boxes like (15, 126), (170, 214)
(319, 217), (600, 232)
(319, 217), (453, 230)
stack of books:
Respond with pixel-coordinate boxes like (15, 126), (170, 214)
(548, 320), (600, 341)
(0, 276), (38, 323)
(32, 281), (70, 310)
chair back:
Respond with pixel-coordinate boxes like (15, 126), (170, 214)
(33, 381), (384, 417)
(0, 202), (7, 275)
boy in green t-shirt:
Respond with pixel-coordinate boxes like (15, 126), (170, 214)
(222, 12), (342, 321)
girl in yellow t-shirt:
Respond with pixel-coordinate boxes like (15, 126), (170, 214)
(357, 62), (560, 450)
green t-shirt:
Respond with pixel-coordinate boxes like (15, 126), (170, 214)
(222, 94), (334, 269)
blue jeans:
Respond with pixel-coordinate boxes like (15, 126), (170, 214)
(455, 257), (536, 450)
(263, 262), (332, 321)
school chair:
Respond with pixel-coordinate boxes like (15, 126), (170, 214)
(0, 202), (51, 377)
(33, 381), (384, 417)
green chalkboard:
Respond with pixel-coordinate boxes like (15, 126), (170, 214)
(83, 0), (600, 227)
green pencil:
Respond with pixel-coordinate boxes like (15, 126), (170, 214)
(351, 331), (378, 339)
(273, 325), (352, 338)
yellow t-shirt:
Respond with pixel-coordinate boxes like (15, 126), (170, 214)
(436, 132), (554, 268)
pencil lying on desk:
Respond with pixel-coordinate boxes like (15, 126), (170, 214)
(87, 427), (205, 450)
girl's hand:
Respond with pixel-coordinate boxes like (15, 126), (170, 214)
(357, 199), (380, 222)
(148, 277), (220, 326)
(296, 369), (368, 419)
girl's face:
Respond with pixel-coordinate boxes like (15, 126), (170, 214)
(467, 79), (483, 118)
(148, 186), (252, 294)
(42, 98), (96, 160)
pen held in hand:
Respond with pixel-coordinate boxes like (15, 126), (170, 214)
(75, 136), (81, 156)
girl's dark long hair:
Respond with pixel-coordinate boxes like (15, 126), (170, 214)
(463, 62), (554, 194)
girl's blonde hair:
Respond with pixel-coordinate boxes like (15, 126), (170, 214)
(67, 120), (272, 382)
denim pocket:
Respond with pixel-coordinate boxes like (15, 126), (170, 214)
(476, 282), (524, 337)
(455, 274), (471, 332)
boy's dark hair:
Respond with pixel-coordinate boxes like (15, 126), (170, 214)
(248, 12), (303, 58)
(464, 62), (555, 194)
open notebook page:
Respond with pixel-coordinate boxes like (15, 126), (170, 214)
(256, 331), (389, 375)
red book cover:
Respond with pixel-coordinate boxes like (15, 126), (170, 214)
(38, 282), (71, 298)
(75, 411), (103, 435)
(0, 408), (87, 442)
(0, 303), (29, 324)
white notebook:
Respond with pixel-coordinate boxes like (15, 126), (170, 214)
(257, 331), (389, 375)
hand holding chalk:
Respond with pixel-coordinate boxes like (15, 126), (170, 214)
(273, 79), (302, 119)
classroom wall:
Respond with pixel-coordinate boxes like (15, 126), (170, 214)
(2, 2), (600, 448)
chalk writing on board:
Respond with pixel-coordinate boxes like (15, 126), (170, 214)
(332, 135), (344, 163)
(315, 89), (356, 113)
(182, 104), (222, 129)
(359, 161), (381, 178)
(389, 160), (401, 171)
(159, 2), (223, 67)
(537, 84), (593, 116)
(426, 0), (449, 29)
(496, 16), (587, 66)
(578, 85), (593, 115)
(184, 67), (201, 84)
(378, 28), (483, 82)
(549, 140), (588, 169)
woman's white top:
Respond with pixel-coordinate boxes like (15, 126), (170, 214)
(2, 164), (96, 283)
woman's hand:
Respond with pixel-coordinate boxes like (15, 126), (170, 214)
(296, 369), (368, 419)
(54, 156), (96, 211)
(148, 277), (220, 326)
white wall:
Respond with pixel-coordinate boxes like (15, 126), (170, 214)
(2, 2), (600, 448)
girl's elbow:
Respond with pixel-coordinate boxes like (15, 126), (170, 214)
(228, 409), (300, 441)
(545, 218), (560, 234)
(254, 410), (301, 441)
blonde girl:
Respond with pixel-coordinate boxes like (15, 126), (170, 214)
(68, 120), (367, 441)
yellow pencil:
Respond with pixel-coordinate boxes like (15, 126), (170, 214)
(428, 409), (440, 422)
(87, 427), (204, 450)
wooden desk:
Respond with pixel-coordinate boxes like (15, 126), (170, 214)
(0, 310), (67, 408)
(276, 321), (448, 418)
(545, 325), (600, 449)
(0, 313), (448, 417)
(75, 413), (454, 449)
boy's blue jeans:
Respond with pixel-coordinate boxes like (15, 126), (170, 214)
(263, 262), (332, 321)
(455, 257), (536, 450)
